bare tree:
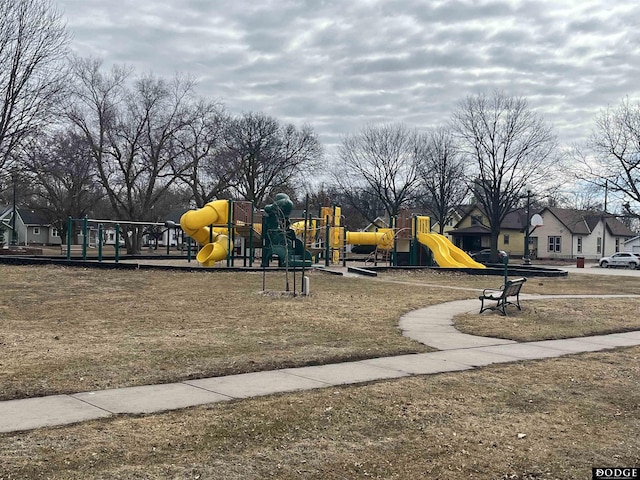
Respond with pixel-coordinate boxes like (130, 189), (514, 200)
(24, 130), (103, 243)
(68, 58), (204, 253)
(334, 123), (422, 223)
(175, 100), (233, 207)
(221, 112), (323, 206)
(0, 0), (69, 176)
(452, 91), (559, 261)
(416, 127), (470, 234)
(582, 97), (640, 217)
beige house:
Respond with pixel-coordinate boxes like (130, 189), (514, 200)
(447, 205), (529, 257)
(534, 207), (636, 260)
(430, 205), (475, 238)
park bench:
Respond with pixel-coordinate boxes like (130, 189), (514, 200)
(60, 245), (85, 255)
(479, 277), (527, 316)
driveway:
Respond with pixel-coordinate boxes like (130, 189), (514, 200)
(550, 262), (640, 277)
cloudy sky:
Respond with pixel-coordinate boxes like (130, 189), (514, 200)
(56, 0), (640, 155)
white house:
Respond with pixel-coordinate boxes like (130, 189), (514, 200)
(0, 206), (61, 247)
(623, 236), (640, 253)
(533, 207), (636, 260)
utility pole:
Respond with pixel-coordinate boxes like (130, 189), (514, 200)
(524, 188), (531, 265)
(602, 180), (608, 256)
(10, 168), (18, 247)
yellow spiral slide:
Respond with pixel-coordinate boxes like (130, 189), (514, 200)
(180, 200), (230, 266)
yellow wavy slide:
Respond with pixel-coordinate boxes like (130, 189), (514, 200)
(417, 233), (486, 269)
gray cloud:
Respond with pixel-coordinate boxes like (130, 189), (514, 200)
(58, 0), (640, 154)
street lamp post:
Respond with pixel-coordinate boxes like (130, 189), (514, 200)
(524, 188), (531, 265)
(10, 168), (17, 247)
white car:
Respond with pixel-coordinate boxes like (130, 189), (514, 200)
(598, 252), (640, 269)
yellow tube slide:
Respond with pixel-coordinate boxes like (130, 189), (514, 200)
(417, 233), (485, 269)
(346, 228), (394, 250)
(180, 200), (230, 265)
(195, 232), (228, 267)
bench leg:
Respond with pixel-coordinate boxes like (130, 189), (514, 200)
(497, 299), (507, 316)
(479, 297), (497, 314)
(514, 294), (522, 310)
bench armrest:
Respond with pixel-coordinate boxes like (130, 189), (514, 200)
(481, 287), (503, 296)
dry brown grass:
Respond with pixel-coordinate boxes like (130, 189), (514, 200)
(1, 265), (640, 478)
(1, 265), (476, 400)
(1, 347), (638, 479)
(378, 268), (640, 295)
(2, 265), (639, 401)
(455, 299), (640, 341)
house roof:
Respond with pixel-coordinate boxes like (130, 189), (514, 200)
(363, 217), (389, 231)
(456, 204), (476, 217)
(605, 216), (636, 236)
(449, 224), (491, 236)
(18, 208), (49, 226)
(544, 207), (592, 234)
(501, 208), (528, 230)
(454, 204), (528, 231)
(543, 207), (635, 237)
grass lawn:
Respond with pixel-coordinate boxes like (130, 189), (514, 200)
(1, 264), (639, 478)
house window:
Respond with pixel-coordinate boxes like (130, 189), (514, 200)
(471, 215), (483, 226)
(548, 236), (561, 253)
(597, 237), (602, 254)
(51, 228), (59, 237)
(503, 234), (510, 245)
(577, 237), (582, 254)
(33, 227), (40, 235)
(615, 238), (620, 252)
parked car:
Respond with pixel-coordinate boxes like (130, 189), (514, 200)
(470, 249), (507, 264)
(598, 252), (640, 269)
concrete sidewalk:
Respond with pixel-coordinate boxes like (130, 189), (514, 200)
(2, 295), (639, 433)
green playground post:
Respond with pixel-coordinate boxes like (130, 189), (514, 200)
(392, 216), (397, 266)
(98, 224), (103, 262)
(66, 216), (72, 259)
(302, 195), (309, 293)
(324, 216), (330, 267)
(342, 224), (347, 268)
(411, 216), (418, 266)
(115, 224), (120, 263)
(227, 200), (233, 267)
(503, 254), (509, 286)
(82, 216), (88, 261)
(249, 202), (255, 267)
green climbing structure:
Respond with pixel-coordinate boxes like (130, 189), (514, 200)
(261, 193), (313, 268)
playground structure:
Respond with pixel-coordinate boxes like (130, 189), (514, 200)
(64, 194), (485, 270)
(175, 197), (487, 270)
(260, 193), (313, 267)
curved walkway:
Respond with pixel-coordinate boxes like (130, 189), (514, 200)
(1, 295), (640, 433)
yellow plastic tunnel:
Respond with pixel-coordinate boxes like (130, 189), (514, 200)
(346, 229), (394, 250)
